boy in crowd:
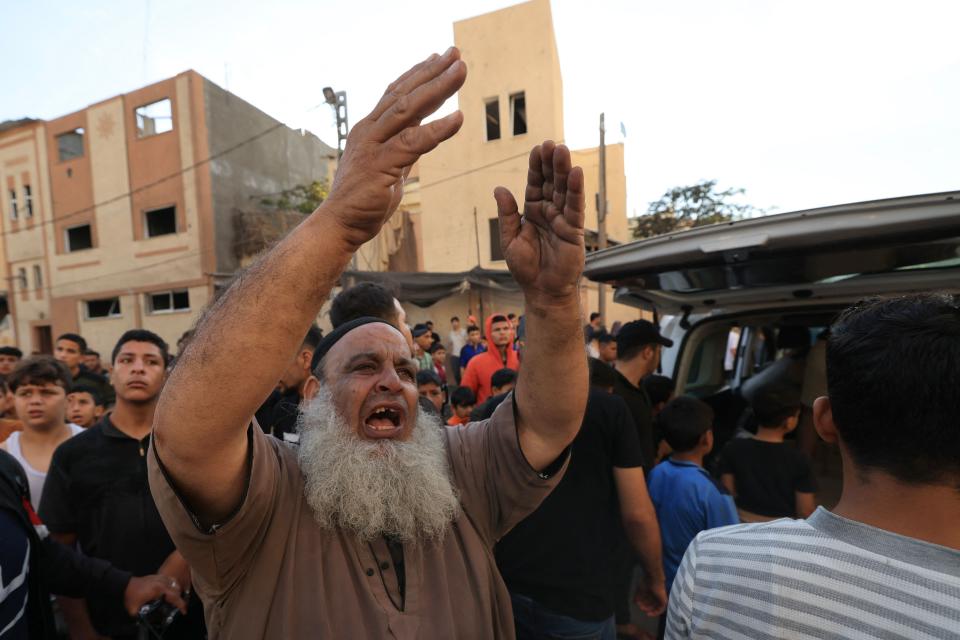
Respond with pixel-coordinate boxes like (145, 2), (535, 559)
(469, 368), (517, 421)
(430, 342), (448, 384)
(416, 369), (445, 416)
(0, 358), (84, 509)
(0, 346), (23, 375)
(461, 314), (519, 403)
(412, 324), (434, 370)
(459, 324), (486, 374)
(667, 294), (960, 639)
(644, 374), (677, 463)
(0, 378), (22, 444)
(447, 386), (476, 426)
(648, 397), (738, 598)
(718, 388), (816, 521)
(66, 385), (104, 429)
(54, 333), (115, 407)
(41, 330), (205, 639)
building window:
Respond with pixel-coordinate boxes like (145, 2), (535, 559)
(485, 98), (501, 141)
(146, 290), (190, 314)
(56, 128), (85, 162)
(488, 218), (504, 261)
(33, 265), (42, 290)
(17, 268), (27, 289)
(65, 224), (94, 252)
(135, 98), (174, 138)
(510, 92), (527, 136)
(85, 297), (122, 319)
(23, 185), (33, 218)
(8, 190), (17, 220)
(144, 206), (177, 237)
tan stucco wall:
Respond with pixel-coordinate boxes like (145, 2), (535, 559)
(0, 124), (54, 350)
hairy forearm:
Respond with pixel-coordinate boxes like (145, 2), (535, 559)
(623, 515), (665, 583)
(157, 205), (354, 455)
(515, 291), (587, 467)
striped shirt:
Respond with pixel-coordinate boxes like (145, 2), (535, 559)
(666, 507), (960, 640)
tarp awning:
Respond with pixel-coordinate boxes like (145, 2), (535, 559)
(340, 267), (520, 308)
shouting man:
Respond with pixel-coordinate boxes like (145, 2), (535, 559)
(149, 49), (588, 639)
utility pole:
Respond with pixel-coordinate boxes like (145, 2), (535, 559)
(597, 113), (608, 320)
(324, 86), (355, 272)
(473, 206), (485, 325)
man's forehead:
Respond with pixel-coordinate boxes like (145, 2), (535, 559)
(117, 341), (163, 357)
(327, 323), (409, 362)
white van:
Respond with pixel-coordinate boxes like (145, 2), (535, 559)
(585, 190), (960, 500)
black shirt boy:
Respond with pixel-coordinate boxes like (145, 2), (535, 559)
(717, 437), (817, 517)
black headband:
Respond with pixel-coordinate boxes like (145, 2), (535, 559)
(310, 316), (393, 373)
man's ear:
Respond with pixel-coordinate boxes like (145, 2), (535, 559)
(702, 429), (714, 451)
(302, 376), (320, 401)
(812, 396), (838, 444)
(94, 406), (105, 419)
(299, 349), (314, 370)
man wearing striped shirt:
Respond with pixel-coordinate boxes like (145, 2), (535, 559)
(666, 294), (960, 640)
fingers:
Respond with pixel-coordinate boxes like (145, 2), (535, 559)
(371, 51), (466, 141)
(563, 166), (586, 231)
(387, 111), (464, 164)
(369, 50), (447, 120)
(159, 583), (189, 615)
(494, 187), (521, 251)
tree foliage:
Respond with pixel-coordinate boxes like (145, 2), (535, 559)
(259, 180), (330, 215)
(632, 180), (764, 239)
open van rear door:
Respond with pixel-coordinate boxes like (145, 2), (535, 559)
(584, 191), (960, 315)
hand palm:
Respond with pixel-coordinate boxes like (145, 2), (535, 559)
(496, 142), (585, 301)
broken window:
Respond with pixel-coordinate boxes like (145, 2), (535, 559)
(85, 297), (122, 319)
(510, 92), (527, 136)
(57, 128), (85, 162)
(135, 98), (174, 137)
(65, 224), (93, 252)
(485, 98), (501, 141)
(8, 189), (17, 220)
(144, 206), (177, 237)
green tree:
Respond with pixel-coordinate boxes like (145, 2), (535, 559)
(259, 180), (330, 214)
(632, 180), (764, 239)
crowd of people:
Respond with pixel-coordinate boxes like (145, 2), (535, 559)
(1, 47), (957, 640)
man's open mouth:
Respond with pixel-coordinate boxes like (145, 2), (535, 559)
(363, 404), (405, 438)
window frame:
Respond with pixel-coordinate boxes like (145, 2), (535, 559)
(84, 297), (122, 320)
(484, 97), (501, 142)
(8, 189), (18, 221)
(32, 265), (42, 290)
(143, 205), (178, 238)
(64, 223), (94, 253)
(135, 98), (175, 138)
(56, 128), (85, 162)
(23, 185), (33, 218)
(510, 92), (527, 136)
(16, 268), (27, 290)
(145, 289), (191, 315)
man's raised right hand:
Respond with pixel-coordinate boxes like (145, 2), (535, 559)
(323, 48), (466, 250)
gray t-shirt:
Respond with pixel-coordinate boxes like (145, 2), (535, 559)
(666, 507), (960, 639)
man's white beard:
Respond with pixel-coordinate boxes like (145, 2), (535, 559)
(297, 389), (461, 543)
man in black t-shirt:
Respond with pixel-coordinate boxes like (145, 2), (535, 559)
(256, 325), (322, 443)
(496, 376), (666, 639)
(40, 330), (205, 639)
(611, 320), (674, 473)
(718, 387), (817, 520)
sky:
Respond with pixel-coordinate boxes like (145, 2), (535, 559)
(3, 0), (958, 218)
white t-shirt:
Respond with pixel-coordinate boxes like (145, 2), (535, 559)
(5, 423), (84, 509)
(448, 328), (468, 356)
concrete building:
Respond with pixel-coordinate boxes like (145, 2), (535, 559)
(355, 0), (640, 330)
(0, 72), (335, 355)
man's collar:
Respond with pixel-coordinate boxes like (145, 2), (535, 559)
(98, 414), (147, 441)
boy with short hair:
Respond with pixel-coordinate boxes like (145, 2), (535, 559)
(0, 357), (83, 509)
(718, 388), (817, 521)
(416, 369), (445, 415)
(447, 386), (476, 426)
(66, 385), (105, 429)
(647, 397), (738, 596)
(0, 345), (23, 375)
(429, 342), (448, 384)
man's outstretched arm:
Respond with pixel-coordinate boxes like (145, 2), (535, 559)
(495, 141), (588, 470)
(153, 49), (466, 524)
